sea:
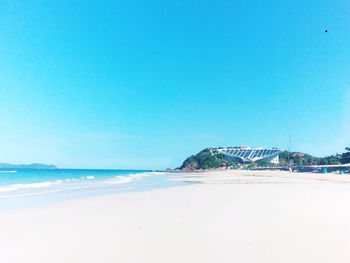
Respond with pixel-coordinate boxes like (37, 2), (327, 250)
(0, 169), (187, 211)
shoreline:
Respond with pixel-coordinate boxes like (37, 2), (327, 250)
(0, 171), (188, 211)
(174, 169), (350, 183)
(1, 170), (350, 262)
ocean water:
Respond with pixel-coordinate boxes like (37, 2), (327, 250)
(0, 169), (187, 210)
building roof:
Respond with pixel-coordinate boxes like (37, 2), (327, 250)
(215, 147), (283, 163)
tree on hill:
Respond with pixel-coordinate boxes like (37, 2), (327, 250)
(319, 154), (341, 165)
(178, 147), (350, 170)
(278, 151), (321, 166)
(278, 150), (343, 166)
(179, 149), (238, 170)
(341, 147), (350, 164)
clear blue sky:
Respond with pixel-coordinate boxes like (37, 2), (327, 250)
(0, 0), (349, 169)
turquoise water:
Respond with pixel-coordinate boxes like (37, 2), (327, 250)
(0, 169), (186, 210)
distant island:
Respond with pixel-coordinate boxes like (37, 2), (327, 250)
(175, 147), (350, 171)
(0, 163), (57, 169)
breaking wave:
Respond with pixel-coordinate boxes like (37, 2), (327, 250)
(0, 171), (155, 199)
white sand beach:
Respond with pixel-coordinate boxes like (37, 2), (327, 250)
(1, 170), (350, 263)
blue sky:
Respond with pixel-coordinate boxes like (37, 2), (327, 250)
(0, 0), (349, 169)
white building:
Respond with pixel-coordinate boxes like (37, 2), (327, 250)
(215, 147), (283, 164)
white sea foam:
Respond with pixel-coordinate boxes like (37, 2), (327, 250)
(0, 174), (139, 194)
(129, 172), (155, 178)
(105, 176), (134, 185)
(0, 180), (64, 193)
(0, 171), (161, 202)
(80, 176), (95, 180)
(103, 172), (149, 184)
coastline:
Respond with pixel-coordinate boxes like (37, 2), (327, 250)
(173, 169), (350, 183)
(0, 170), (188, 211)
(1, 170), (350, 262)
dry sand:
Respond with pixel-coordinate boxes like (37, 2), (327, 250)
(1, 170), (350, 263)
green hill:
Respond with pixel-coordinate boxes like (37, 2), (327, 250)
(178, 148), (239, 170)
(178, 147), (350, 170)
